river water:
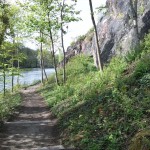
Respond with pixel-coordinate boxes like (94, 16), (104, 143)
(0, 68), (55, 92)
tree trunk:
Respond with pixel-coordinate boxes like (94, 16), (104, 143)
(17, 51), (20, 85)
(3, 70), (6, 96)
(40, 31), (44, 84)
(61, 0), (66, 83)
(12, 38), (15, 93)
(40, 32), (48, 82)
(17, 36), (20, 85)
(47, 12), (59, 85)
(11, 57), (14, 93)
(12, 73), (14, 93)
(130, 0), (139, 42)
(89, 0), (103, 73)
(2, 55), (6, 96)
(43, 59), (48, 81)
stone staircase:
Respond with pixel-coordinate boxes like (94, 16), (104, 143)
(0, 120), (64, 150)
(0, 85), (64, 150)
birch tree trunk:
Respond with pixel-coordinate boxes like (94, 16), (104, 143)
(40, 31), (44, 84)
(60, 0), (66, 83)
(89, 0), (103, 73)
(48, 12), (59, 85)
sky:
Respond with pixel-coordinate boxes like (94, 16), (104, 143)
(7, 0), (106, 50)
(64, 0), (106, 49)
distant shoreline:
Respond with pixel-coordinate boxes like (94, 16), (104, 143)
(0, 68), (55, 92)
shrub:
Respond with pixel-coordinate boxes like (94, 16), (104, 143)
(0, 92), (21, 122)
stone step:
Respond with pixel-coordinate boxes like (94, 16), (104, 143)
(5, 120), (55, 125)
(0, 121), (60, 149)
(0, 145), (65, 150)
(0, 135), (62, 149)
(1, 121), (58, 136)
(31, 145), (65, 150)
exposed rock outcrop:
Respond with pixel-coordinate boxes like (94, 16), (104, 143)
(61, 0), (150, 67)
(59, 31), (93, 67)
(93, 0), (150, 66)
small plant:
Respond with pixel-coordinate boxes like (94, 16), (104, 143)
(133, 56), (150, 78)
(70, 35), (86, 47)
(140, 73), (150, 87)
(117, 13), (124, 19)
(70, 41), (76, 46)
(125, 48), (141, 63)
(138, 5), (145, 15)
(77, 35), (86, 42)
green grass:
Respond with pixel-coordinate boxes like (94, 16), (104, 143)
(0, 91), (21, 123)
(40, 34), (150, 150)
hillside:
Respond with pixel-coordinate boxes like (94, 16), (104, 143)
(40, 0), (150, 149)
(41, 32), (150, 150)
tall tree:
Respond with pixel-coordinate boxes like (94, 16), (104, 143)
(47, 10), (59, 85)
(6, 4), (23, 91)
(9, 42), (15, 93)
(60, 0), (66, 83)
(0, 2), (22, 94)
(88, 0), (103, 72)
(9, 5), (22, 85)
(43, 0), (61, 85)
(59, 0), (80, 83)
(39, 31), (48, 83)
(0, 1), (10, 46)
(40, 31), (44, 84)
(0, 42), (12, 95)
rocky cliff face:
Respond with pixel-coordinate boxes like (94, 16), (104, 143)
(63, 0), (150, 66)
(93, 0), (150, 66)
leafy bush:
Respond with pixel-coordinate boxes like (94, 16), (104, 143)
(140, 73), (150, 87)
(125, 48), (141, 63)
(125, 33), (150, 63)
(133, 56), (150, 78)
(66, 55), (96, 78)
(70, 35), (86, 46)
(0, 92), (21, 123)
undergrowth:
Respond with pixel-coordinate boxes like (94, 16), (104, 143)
(0, 92), (21, 126)
(41, 34), (150, 149)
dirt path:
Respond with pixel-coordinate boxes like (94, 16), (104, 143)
(0, 85), (64, 150)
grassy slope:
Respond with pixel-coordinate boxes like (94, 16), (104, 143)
(41, 34), (150, 150)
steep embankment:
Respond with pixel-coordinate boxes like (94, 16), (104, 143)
(41, 33), (150, 149)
